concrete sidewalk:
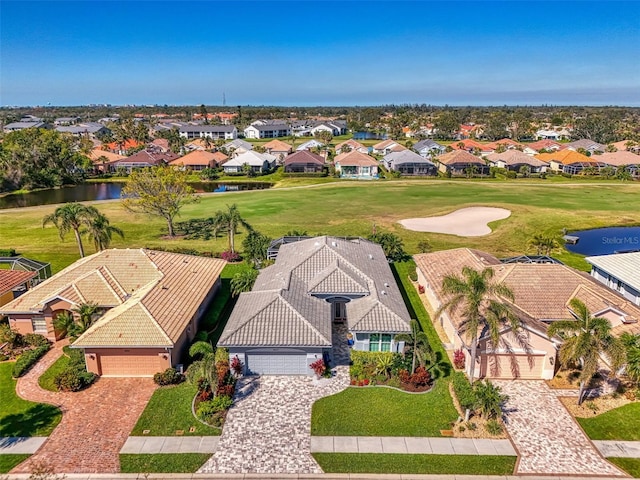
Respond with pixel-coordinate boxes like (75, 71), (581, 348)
(120, 436), (219, 454)
(0, 437), (47, 454)
(595, 440), (640, 458)
(310, 436), (517, 456)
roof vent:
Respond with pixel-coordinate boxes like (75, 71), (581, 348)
(368, 254), (373, 259)
(384, 282), (389, 287)
(331, 241), (337, 247)
(381, 290), (387, 295)
(314, 241), (320, 246)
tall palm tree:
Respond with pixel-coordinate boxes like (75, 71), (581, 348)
(42, 203), (99, 258)
(221, 204), (252, 253)
(548, 298), (625, 405)
(83, 212), (124, 251)
(395, 319), (432, 374)
(70, 302), (100, 338)
(437, 267), (525, 384)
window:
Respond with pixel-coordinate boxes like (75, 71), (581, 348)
(333, 302), (347, 322)
(32, 317), (47, 333)
(369, 333), (392, 352)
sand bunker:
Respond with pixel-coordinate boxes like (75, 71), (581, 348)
(399, 207), (511, 237)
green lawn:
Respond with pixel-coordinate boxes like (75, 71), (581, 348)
(0, 454), (30, 473)
(608, 458), (640, 477)
(0, 362), (61, 437)
(578, 403), (640, 440)
(37, 352), (70, 392)
(119, 453), (211, 473)
(312, 453), (517, 475)
(311, 380), (458, 437)
(130, 382), (220, 436)
(3, 181), (640, 273)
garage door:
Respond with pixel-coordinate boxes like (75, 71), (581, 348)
(245, 353), (309, 375)
(480, 354), (544, 379)
(98, 352), (163, 377)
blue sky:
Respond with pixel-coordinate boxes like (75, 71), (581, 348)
(1, 1), (639, 106)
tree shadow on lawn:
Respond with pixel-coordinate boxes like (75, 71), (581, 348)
(0, 404), (61, 438)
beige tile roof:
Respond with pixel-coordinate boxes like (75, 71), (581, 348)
(0, 270), (36, 296)
(89, 148), (125, 163)
(169, 150), (218, 167)
(596, 151), (640, 167)
(485, 150), (549, 167)
(436, 150), (485, 166)
(1, 249), (226, 348)
(335, 139), (366, 152)
(334, 151), (378, 167)
(263, 139), (292, 152)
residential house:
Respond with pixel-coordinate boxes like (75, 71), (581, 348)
(0, 249), (226, 376)
(587, 252), (640, 306)
(169, 151), (220, 171)
(222, 139), (254, 155)
(457, 124), (483, 139)
(535, 128), (571, 141)
(372, 140), (407, 155)
(483, 139), (522, 151)
(88, 149), (126, 172)
(434, 150), (489, 176)
(0, 270), (37, 307)
(334, 151), (379, 179)
(335, 139), (368, 155)
(610, 140), (640, 153)
(535, 150), (602, 175)
(210, 151), (230, 166)
(55, 122), (109, 137)
(414, 248), (640, 380)
(296, 139), (324, 151)
(562, 139), (606, 154)
(412, 139), (446, 158)
(244, 122), (291, 139)
(597, 151), (640, 175)
(104, 139), (143, 155)
(150, 138), (171, 153)
(178, 124), (237, 140)
(451, 139), (494, 155)
(262, 139), (293, 162)
(485, 151), (549, 173)
(222, 151), (276, 174)
(108, 149), (179, 173)
(310, 120), (348, 137)
(3, 121), (52, 133)
(383, 150), (437, 176)
(218, 236), (411, 375)
(525, 139), (562, 154)
(54, 117), (80, 126)
(284, 151), (325, 174)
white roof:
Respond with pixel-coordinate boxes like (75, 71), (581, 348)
(224, 150), (276, 167)
(586, 252), (640, 292)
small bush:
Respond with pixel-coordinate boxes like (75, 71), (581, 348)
(404, 366), (431, 388)
(418, 285), (425, 294)
(0, 323), (23, 348)
(407, 264), (418, 281)
(486, 419), (503, 435)
(310, 358), (326, 377)
(452, 372), (476, 411)
(220, 251), (241, 262)
(230, 355), (244, 376)
(214, 347), (229, 364)
(12, 345), (50, 377)
(54, 369), (82, 391)
(466, 421), (477, 431)
(24, 333), (50, 347)
(153, 368), (185, 386)
(585, 400), (599, 413)
(453, 349), (466, 370)
(0, 248), (17, 256)
(197, 395), (233, 422)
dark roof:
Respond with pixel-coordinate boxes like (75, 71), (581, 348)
(284, 150), (325, 166)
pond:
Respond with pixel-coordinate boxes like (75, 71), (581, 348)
(352, 131), (388, 141)
(565, 226), (640, 256)
(0, 181), (273, 210)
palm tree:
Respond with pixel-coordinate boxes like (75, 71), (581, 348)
(437, 267), (525, 384)
(529, 234), (559, 256)
(395, 319), (432, 374)
(548, 298), (625, 405)
(230, 269), (258, 296)
(43, 203), (99, 258)
(69, 302), (100, 338)
(83, 212), (124, 251)
(220, 204), (252, 253)
(621, 333), (640, 384)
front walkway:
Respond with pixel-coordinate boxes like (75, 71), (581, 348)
(495, 380), (626, 476)
(120, 436), (218, 454)
(311, 436), (516, 456)
(198, 322), (351, 474)
(11, 343), (156, 474)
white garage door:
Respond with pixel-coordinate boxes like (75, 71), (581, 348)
(246, 353), (309, 375)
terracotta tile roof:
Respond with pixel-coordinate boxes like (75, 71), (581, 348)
(169, 150), (218, 167)
(611, 140), (636, 151)
(535, 149), (594, 165)
(335, 139), (366, 152)
(373, 139), (406, 150)
(1, 249), (226, 348)
(597, 151), (640, 167)
(435, 149), (485, 166)
(89, 149), (125, 163)
(104, 139), (141, 151)
(262, 139), (292, 152)
(450, 139), (485, 150)
(0, 270), (36, 296)
(527, 139), (561, 151)
(334, 151), (378, 167)
(211, 151), (229, 164)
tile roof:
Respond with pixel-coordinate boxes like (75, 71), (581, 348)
(335, 139), (366, 152)
(562, 139), (606, 151)
(535, 149), (595, 165)
(373, 140), (406, 151)
(169, 150), (218, 167)
(284, 150), (325, 167)
(219, 237), (411, 347)
(384, 150), (435, 166)
(450, 139), (486, 150)
(485, 150), (549, 167)
(334, 151), (378, 167)
(415, 248), (640, 337)
(0, 270), (36, 296)
(586, 252), (640, 293)
(224, 151), (276, 167)
(596, 151), (640, 167)
(435, 149), (485, 166)
(89, 149), (125, 163)
(263, 139), (292, 152)
(526, 139), (562, 151)
(0, 249), (225, 348)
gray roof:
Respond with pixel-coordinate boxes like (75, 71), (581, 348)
(247, 124), (291, 132)
(223, 139), (253, 150)
(384, 150), (435, 166)
(219, 237), (411, 347)
(178, 124), (236, 133)
(565, 139), (606, 151)
(4, 121), (49, 130)
(586, 252), (640, 293)
(413, 139), (445, 153)
(55, 122), (107, 135)
(223, 151), (276, 167)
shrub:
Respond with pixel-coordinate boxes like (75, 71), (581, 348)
(407, 264), (418, 281)
(585, 400), (599, 413)
(0, 323), (23, 348)
(310, 358), (326, 377)
(453, 349), (466, 370)
(405, 366), (431, 388)
(24, 333), (50, 347)
(452, 372), (476, 411)
(12, 344), (50, 377)
(54, 369), (82, 391)
(230, 356), (244, 376)
(196, 395), (233, 422)
(153, 368), (185, 386)
(214, 347), (229, 364)
(418, 285), (425, 294)
(486, 419), (503, 435)
(466, 421), (477, 431)
(217, 384), (235, 398)
(0, 248), (17, 256)
(220, 251), (241, 262)
(473, 380), (508, 419)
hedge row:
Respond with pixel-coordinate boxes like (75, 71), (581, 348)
(451, 371), (475, 411)
(13, 345), (51, 378)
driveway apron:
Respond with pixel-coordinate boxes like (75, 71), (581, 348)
(495, 380), (626, 476)
(11, 343), (156, 474)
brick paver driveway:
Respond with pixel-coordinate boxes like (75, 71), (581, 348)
(199, 324), (351, 474)
(495, 380), (626, 477)
(11, 343), (156, 474)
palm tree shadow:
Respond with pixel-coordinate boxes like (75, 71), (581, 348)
(0, 404), (61, 438)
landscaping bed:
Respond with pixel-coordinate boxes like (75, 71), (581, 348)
(119, 453), (210, 473)
(0, 362), (61, 437)
(312, 453), (517, 475)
